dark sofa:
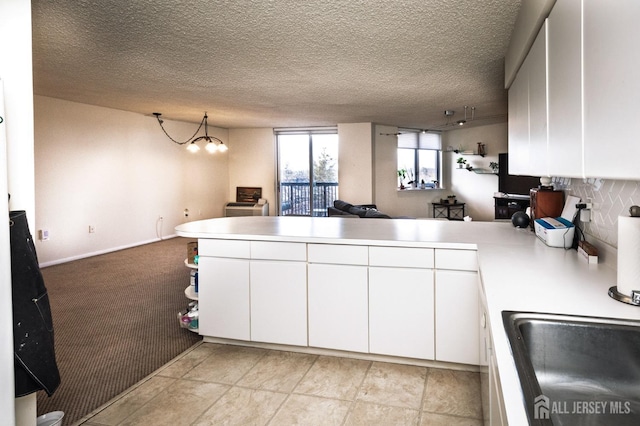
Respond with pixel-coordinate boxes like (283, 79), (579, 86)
(327, 200), (392, 219)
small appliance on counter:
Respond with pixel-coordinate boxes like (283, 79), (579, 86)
(534, 195), (580, 248)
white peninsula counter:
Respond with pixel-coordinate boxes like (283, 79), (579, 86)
(176, 216), (640, 425)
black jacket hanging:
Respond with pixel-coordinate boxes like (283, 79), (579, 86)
(10, 210), (61, 397)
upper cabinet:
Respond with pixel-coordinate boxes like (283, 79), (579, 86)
(582, 0), (640, 179)
(547, 0), (582, 177)
(508, 0), (640, 180)
(508, 21), (548, 176)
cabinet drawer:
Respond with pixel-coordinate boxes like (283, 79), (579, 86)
(308, 244), (368, 265)
(250, 241), (306, 261)
(435, 249), (478, 271)
(198, 239), (250, 258)
(369, 246), (434, 268)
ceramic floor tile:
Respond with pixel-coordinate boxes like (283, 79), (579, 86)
(182, 345), (267, 384)
(157, 343), (219, 378)
(236, 350), (317, 392)
(191, 386), (287, 426)
(88, 376), (177, 425)
(357, 362), (427, 409)
(117, 379), (229, 426)
(422, 369), (482, 419)
(344, 401), (420, 426)
(419, 412), (483, 426)
(294, 355), (371, 400)
(269, 394), (351, 426)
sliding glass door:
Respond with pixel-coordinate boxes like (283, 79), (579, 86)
(277, 130), (338, 216)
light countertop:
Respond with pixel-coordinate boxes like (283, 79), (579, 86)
(176, 216), (640, 424)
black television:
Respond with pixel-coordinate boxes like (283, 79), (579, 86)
(498, 153), (541, 196)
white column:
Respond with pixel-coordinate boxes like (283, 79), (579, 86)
(0, 1), (37, 424)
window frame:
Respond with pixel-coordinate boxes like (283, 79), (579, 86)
(397, 130), (442, 190)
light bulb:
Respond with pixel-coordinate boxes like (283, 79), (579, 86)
(205, 141), (218, 153)
(187, 142), (200, 153)
(218, 143), (228, 152)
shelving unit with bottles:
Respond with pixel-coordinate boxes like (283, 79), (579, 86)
(178, 249), (199, 333)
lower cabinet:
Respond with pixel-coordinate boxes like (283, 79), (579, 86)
(369, 266), (435, 359)
(435, 269), (480, 365)
(198, 256), (250, 340)
(307, 263), (368, 353)
(250, 260), (307, 346)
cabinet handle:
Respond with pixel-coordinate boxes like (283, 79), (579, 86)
(480, 312), (486, 329)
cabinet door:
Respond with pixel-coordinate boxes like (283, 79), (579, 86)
(508, 60), (530, 175)
(435, 270), (479, 365)
(583, 0), (640, 179)
(198, 257), (250, 340)
(308, 263), (368, 353)
(250, 260), (307, 346)
(369, 267), (434, 359)
(527, 20), (548, 176)
(547, 0), (583, 177)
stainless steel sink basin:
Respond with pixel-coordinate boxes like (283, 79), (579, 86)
(503, 311), (640, 425)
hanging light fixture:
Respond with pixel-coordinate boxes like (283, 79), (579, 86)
(152, 112), (228, 153)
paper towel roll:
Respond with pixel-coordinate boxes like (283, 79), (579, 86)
(617, 215), (640, 297)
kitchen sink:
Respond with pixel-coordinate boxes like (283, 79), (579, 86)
(503, 311), (640, 425)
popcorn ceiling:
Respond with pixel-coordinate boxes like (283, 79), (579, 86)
(31, 0), (521, 129)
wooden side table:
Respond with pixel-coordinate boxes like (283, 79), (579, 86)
(432, 202), (466, 221)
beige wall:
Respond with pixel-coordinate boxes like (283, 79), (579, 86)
(373, 123), (507, 220)
(34, 96), (229, 265)
(337, 123), (374, 205)
(443, 123), (508, 221)
(228, 128), (276, 214)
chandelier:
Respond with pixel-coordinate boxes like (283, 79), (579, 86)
(153, 112), (228, 153)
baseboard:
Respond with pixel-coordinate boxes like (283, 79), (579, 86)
(39, 234), (178, 268)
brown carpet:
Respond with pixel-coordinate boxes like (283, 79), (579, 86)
(36, 237), (202, 424)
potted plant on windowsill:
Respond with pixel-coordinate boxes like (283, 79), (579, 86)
(397, 168), (407, 189)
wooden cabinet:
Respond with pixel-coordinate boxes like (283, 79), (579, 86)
(434, 249), (479, 365)
(529, 188), (564, 229)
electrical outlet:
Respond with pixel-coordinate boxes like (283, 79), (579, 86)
(89, 225), (96, 233)
(39, 229), (50, 241)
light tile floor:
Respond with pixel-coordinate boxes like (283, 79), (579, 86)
(78, 343), (483, 426)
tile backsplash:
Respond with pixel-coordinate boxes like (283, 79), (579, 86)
(553, 177), (640, 248)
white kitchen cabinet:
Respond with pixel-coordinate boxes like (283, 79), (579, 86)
(527, 21), (548, 177)
(508, 21), (548, 176)
(583, 0), (640, 179)
(547, 0), (582, 178)
(307, 263), (368, 353)
(435, 269), (479, 365)
(197, 256), (250, 340)
(369, 266), (434, 359)
(250, 260), (307, 346)
(507, 58), (530, 175)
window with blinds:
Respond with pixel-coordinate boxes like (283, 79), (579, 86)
(397, 130), (442, 189)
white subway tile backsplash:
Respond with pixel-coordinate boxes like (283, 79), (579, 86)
(555, 178), (640, 248)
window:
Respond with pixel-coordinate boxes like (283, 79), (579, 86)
(276, 129), (339, 216)
(397, 130), (442, 189)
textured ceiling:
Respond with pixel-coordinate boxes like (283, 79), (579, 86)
(31, 0), (521, 130)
